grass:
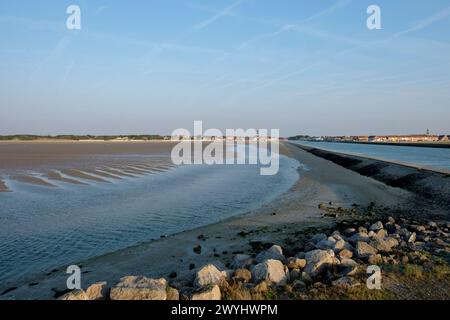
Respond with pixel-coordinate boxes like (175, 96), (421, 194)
(305, 286), (395, 300)
(431, 264), (450, 279)
(403, 264), (424, 279)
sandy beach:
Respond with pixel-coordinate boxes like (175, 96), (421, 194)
(0, 141), (414, 299)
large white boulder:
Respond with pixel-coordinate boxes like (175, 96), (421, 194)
(304, 249), (336, 277)
(251, 259), (288, 285)
(194, 264), (227, 288)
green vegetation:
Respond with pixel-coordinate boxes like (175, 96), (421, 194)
(0, 134), (167, 141)
(403, 264), (424, 279)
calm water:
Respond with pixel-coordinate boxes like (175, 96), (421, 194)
(291, 141), (450, 171)
(0, 150), (299, 284)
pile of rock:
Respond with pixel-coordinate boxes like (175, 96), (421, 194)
(59, 217), (450, 300)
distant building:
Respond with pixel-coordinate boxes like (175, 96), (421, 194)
(350, 136), (369, 142)
(438, 135), (449, 142)
(368, 135), (439, 143)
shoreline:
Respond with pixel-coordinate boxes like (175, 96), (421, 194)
(0, 140), (173, 144)
(291, 143), (450, 211)
(291, 140), (450, 149)
(291, 142), (450, 175)
(0, 142), (414, 299)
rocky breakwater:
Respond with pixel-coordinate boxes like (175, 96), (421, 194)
(59, 216), (450, 300)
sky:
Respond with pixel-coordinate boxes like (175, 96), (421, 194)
(0, 0), (450, 137)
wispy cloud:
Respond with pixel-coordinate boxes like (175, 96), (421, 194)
(190, 0), (242, 32)
(247, 4), (450, 93)
(239, 0), (352, 48)
(0, 15), (61, 31)
(284, 24), (364, 46)
(391, 5), (450, 38)
(94, 6), (110, 16)
(303, 0), (352, 23)
(29, 35), (72, 81)
(63, 60), (75, 83)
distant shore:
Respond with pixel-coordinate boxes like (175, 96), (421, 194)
(291, 140), (450, 149)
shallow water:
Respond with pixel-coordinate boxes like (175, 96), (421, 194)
(0, 150), (299, 284)
(292, 141), (450, 171)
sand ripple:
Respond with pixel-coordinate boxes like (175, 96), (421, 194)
(60, 169), (110, 183)
(11, 175), (57, 188)
(45, 171), (88, 185)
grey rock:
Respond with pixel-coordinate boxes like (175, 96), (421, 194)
(300, 271), (313, 284)
(304, 249), (336, 277)
(358, 227), (368, 233)
(316, 239), (336, 250)
(407, 232), (417, 243)
(303, 242), (317, 252)
(291, 280), (306, 290)
(368, 254), (383, 265)
(376, 229), (387, 239)
(370, 221), (384, 231)
(349, 232), (370, 244)
(194, 264), (227, 287)
(230, 254), (254, 269)
(110, 276), (167, 300)
(336, 258), (358, 276)
(428, 221), (438, 229)
(311, 233), (327, 244)
(286, 257), (306, 269)
(58, 289), (89, 300)
(167, 287), (180, 300)
(295, 252), (306, 259)
(344, 228), (357, 236)
(370, 237), (398, 253)
(414, 225), (426, 233)
(256, 245), (285, 263)
(332, 277), (360, 288)
(251, 259), (288, 285)
(191, 285), (221, 300)
(86, 281), (109, 300)
(356, 242), (378, 259)
(289, 268), (302, 282)
(339, 249), (353, 259)
(233, 269), (252, 283)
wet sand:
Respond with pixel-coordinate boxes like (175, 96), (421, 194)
(0, 141), (176, 191)
(10, 175), (56, 188)
(0, 142), (413, 299)
(0, 141), (177, 170)
(60, 169), (110, 183)
(44, 171), (88, 185)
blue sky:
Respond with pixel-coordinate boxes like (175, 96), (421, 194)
(1, 0), (450, 136)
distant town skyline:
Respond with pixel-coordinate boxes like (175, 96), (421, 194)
(1, 0), (450, 136)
